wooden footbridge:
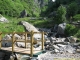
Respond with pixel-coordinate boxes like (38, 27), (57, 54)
(0, 31), (46, 57)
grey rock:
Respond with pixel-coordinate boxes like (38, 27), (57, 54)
(20, 21), (42, 40)
(53, 45), (60, 49)
(66, 36), (77, 43)
(19, 9), (28, 18)
(20, 21), (39, 32)
(2, 34), (12, 47)
(0, 14), (9, 23)
(54, 49), (59, 53)
(20, 55), (30, 60)
(57, 44), (66, 47)
(57, 23), (66, 35)
(65, 45), (76, 53)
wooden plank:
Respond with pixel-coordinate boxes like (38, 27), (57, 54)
(0, 47), (41, 55)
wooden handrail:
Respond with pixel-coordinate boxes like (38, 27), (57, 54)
(0, 31), (45, 57)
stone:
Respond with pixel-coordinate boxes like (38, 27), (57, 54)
(57, 44), (66, 47)
(20, 21), (39, 32)
(54, 49), (59, 53)
(65, 45), (76, 54)
(57, 23), (66, 35)
(66, 36), (77, 43)
(0, 51), (11, 60)
(15, 42), (26, 48)
(33, 44), (40, 48)
(19, 9), (28, 18)
(2, 34), (12, 47)
(20, 55), (30, 60)
(53, 45), (60, 49)
(76, 49), (80, 53)
(0, 14), (9, 23)
(20, 21), (42, 40)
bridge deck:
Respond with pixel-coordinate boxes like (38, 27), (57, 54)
(0, 47), (41, 55)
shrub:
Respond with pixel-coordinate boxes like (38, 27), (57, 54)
(65, 24), (79, 36)
(73, 14), (80, 21)
(54, 5), (66, 24)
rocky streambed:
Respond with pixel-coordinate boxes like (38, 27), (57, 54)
(0, 21), (80, 60)
(37, 37), (80, 60)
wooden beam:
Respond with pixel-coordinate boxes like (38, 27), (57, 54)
(42, 31), (44, 50)
(25, 32), (27, 48)
(31, 31), (34, 57)
(12, 32), (15, 53)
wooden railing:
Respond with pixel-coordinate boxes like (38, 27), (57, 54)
(0, 31), (45, 57)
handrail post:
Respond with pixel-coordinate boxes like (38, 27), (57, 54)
(31, 31), (34, 57)
(0, 32), (2, 49)
(12, 32), (15, 53)
(42, 31), (44, 50)
(25, 32), (27, 48)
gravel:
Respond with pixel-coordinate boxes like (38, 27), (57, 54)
(37, 51), (80, 60)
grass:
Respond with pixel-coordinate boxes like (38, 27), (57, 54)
(0, 17), (53, 33)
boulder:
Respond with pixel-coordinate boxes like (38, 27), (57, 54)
(20, 21), (42, 39)
(54, 49), (59, 53)
(66, 36), (77, 43)
(0, 51), (11, 60)
(2, 34), (12, 47)
(57, 23), (66, 35)
(65, 45), (76, 54)
(53, 45), (60, 49)
(57, 44), (66, 47)
(20, 21), (39, 32)
(0, 14), (9, 23)
(19, 9), (28, 18)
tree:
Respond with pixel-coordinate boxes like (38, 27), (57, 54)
(67, 2), (78, 18)
(54, 5), (66, 24)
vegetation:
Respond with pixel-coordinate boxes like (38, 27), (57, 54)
(67, 2), (78, 18)
(0, 17), (52, 32)
(0, 0), (80, 40)
(0, 0), (41, 17)
(54, 5), (66, 24)
(65, 24), (79, 36)
(73, 14), (80, 21)
(65, 24), (80, 39)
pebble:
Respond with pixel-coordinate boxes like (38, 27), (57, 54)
(38, 51), (80, 60)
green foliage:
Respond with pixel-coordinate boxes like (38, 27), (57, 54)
(0, 0), (24, 17)
(0, 0), (41, 17)
(65, 24), (79, 36)
(54, 5), (66, 24)
(73, 14), (80, 21)
(75, 30), (80, 38)
(0, 17), (52, 33)
(67, 2), (78, 18)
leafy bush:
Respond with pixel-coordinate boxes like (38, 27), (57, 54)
(0, 0), (41, 17)
(75, 30), (80, 38)
(67, 2), (78, 18)
(65, 24), (79, 36)
(54, 5), (66, 24)
(73, 14), (80, 21)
